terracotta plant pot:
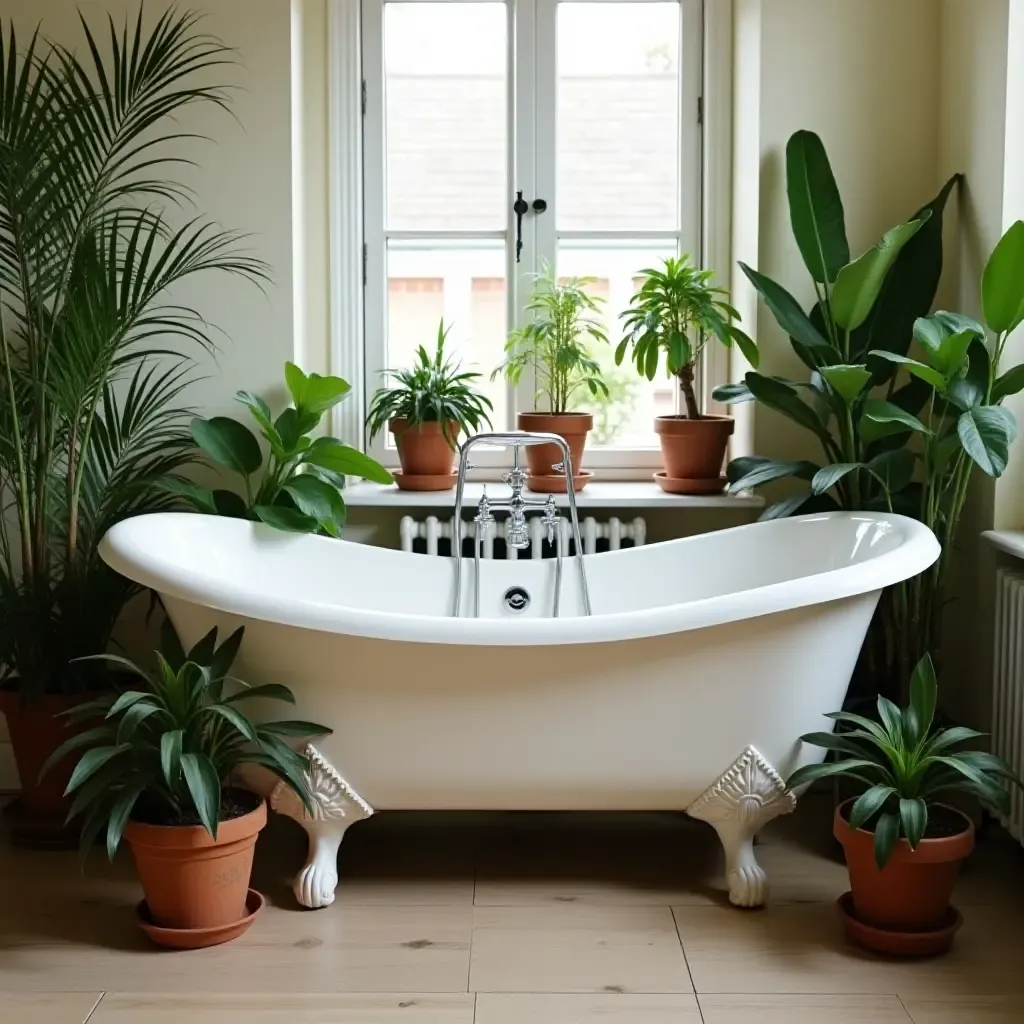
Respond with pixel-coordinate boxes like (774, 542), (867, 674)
(834, 800), (974, 933)
(0, 687), (105, 847)
(124, 793), (267, 946)
(517, 411), (593, 492)
(390, 418), (459, 488)
(654, 415), (734, 491)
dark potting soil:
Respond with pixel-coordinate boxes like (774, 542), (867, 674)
(130, 787), (262, 828)
(840, 800), (969, 840)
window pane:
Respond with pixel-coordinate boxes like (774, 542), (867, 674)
(558, 241), (678, 449)
(384, 3), (507, 232)
(557, 3), (680, 232)
(380, 240), (508, 443)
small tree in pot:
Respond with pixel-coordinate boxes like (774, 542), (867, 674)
(616, 256), (757, 494)
(786, 653), (1020, 957)
(46, 625), (330, 948)
(367, 319), (493, 491)
(492, 264), (608, 491)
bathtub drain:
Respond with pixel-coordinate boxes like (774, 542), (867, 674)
(504, 586), (530, 612)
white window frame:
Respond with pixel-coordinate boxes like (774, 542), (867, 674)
(331, 0), (717, 478)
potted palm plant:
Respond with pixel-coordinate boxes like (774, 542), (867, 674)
(167, 362), (393, 529)
(46, 625), (330, 949)
(616, 256), (757, 494)
(0, 12), (266, 845)
(786, 654), (1020, 957)
(492, 263), (608, 492)
(366, 319), (493, 491)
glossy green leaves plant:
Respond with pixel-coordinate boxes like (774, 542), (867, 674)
(786, 654), (1020, 868)
(366, 319), (493, 445)
(615, 256), (757, 419)
(711, 128), (983, 691)
(492, 262), (609, 414)
(44, 624), (331, 859)
(169, 363), (393, 536)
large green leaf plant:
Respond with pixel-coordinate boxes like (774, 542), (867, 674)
(0, 12), (267, 698)
(168, 363), (393, 536)
(711, 130), (1024, 690)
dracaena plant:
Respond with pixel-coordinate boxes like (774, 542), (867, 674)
(0, 12), (267, 699)
(492, 262), (609, 414)
(615, 256), (758, 418)
(167, 362), (393, 536)
(786, 654), (1020, 868)
(711, 129), (972, 695)
(45, 624), (331, 859)
(366, 319), (493, 445)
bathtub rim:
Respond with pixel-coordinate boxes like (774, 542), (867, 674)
(99, 511), (939, 647)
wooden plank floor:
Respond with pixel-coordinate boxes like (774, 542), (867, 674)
(1, 795), (1022, 1022)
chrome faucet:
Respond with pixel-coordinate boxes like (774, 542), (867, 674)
(484, 448), (559, 550)
(451, 432), (592, 618)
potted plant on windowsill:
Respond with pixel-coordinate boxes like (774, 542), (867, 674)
(786, 654), (1020, 957)
(166, 362), (392, 532)
(0, 11), (267, 845)
(366, 319), (493, 491)
(46, 625), (331, 949)
(492, 263), (609, 492)
(616, 256), (757, 494)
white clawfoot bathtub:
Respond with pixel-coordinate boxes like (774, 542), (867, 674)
(100, 511), (938, 909)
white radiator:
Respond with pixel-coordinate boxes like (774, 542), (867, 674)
(993, 566), (1024, 843)
(399, 515), (646, 558)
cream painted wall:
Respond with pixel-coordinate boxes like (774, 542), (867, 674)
(735, 0), (941, 471)
(7, 0), (297, 413)
(935, 0), (1012, 728)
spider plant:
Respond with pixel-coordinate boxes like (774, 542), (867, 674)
(786, 654), (1020, 867)
(0, 10), (266, 699)
(366, 319), (494, 445)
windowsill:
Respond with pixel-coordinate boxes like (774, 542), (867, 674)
(983, 530), (1024, 561)
(343, 481), (764, 510)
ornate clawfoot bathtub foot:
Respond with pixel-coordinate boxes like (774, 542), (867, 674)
(686, 746), (796, 908)
(267, 744), (374, 909)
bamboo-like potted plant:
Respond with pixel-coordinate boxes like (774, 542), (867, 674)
(786, 654), (1020, 957)
(167, 362), (393, 529)
(46, 625), (330, 949)
(616, 256), (758, 493)
(492, 264), (608, 491)
(0, 12), (266, 844)
(367, 319), (493, 491)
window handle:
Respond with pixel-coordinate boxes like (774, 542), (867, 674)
(513, 190), (528, 263)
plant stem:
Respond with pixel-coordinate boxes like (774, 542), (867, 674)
(677, 362), (701, 419)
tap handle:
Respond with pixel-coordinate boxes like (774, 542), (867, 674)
(542, 495), (558, 543)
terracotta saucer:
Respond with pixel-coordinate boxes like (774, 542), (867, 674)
(136, 888), (265, 950)
(653, 472), (727, 496)
(836, 892), (962, 957)
(527, 469), (593, 494)
(393, 470), (458, 493)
